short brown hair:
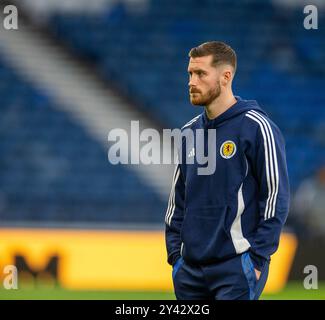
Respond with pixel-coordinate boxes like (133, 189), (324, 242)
(189, 41), (237, 73)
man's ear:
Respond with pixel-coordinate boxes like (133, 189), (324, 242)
(220, 70), (232, 86)
(223, 70), (232, 83)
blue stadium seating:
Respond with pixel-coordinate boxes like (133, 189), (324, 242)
(49, 0), (325, 191)
(1, 0), (324, 224)
(0, 60), (165, 223)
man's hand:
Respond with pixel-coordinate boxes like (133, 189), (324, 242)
(254, 268), (261, 281)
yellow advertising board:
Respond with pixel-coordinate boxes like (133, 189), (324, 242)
(0, 229), (297, 293)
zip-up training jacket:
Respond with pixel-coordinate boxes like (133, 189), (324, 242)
(165, 96), (290, 270)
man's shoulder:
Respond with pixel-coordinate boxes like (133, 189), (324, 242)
(242, 109), (284, 144)
(243, 109), (280, 132)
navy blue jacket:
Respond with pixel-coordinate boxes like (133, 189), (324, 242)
(165, 97), (290, 270)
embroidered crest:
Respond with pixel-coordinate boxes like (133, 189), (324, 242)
(220, 140), (237, 159)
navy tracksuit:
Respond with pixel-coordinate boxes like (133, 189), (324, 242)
(165, 96), (290, 300)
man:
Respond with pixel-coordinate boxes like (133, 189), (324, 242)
(165, 41), (290, 300)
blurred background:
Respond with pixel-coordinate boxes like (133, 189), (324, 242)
(0, 0), (324, 299)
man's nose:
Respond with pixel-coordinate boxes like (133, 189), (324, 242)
(188, 76), (197, 87)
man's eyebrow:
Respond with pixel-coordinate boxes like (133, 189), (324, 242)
(187, 69), (207, 74)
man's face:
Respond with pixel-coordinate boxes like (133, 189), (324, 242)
(188, 55), (221, 106)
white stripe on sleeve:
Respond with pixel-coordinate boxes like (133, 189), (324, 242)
(245, 111), (278, 220)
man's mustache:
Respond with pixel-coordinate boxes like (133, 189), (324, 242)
(189, 89), (201, 94)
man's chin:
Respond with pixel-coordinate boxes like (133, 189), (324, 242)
(190, 97), (204, 106)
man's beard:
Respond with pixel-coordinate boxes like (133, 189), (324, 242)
(190, 82), (221, 106)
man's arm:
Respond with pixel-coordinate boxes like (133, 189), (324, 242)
(165, 162), (185, 266)
(245, 112), (290, 272)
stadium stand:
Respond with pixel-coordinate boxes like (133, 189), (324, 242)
(0, 58), (165, 223)
(49, 0), (325, 190)
(0, 0), (324, 224)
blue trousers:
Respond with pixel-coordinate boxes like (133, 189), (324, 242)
(172, 252), (269, 300)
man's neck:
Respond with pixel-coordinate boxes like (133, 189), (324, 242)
(205, 92), (237, 120)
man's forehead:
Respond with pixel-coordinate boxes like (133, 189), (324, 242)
(188, 55), (213, 70)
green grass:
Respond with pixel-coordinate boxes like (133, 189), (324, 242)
(0, 288), (175, 300)
(261, 282), (325, 300)
(0, 282), (324, 300)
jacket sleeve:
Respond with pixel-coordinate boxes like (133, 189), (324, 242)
(165, 162), (185, 266)
(245, 114), (290, 269)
